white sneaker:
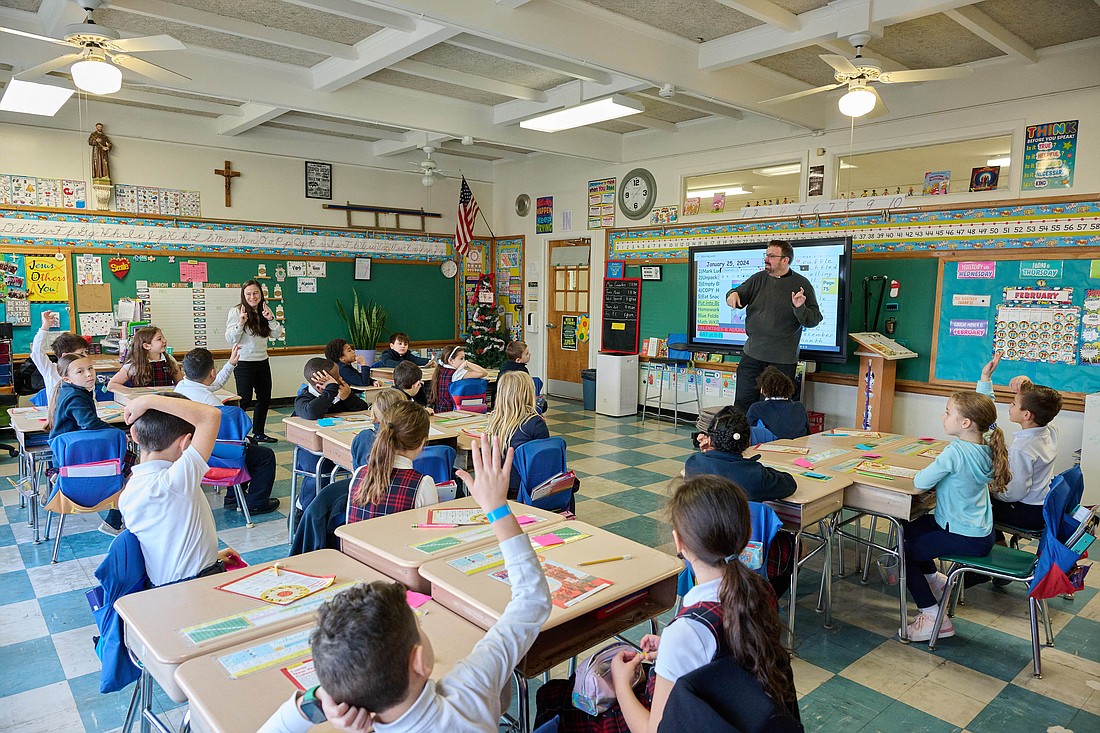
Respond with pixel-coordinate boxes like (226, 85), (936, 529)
(98, 522), (122, 537)
(904, 611), (954, 642)
(928, 572), (949, 602)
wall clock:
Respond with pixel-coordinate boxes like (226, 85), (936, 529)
(515, 193), (531, 217)
(440, 259), (459, 278)
(618, 168), (657, 220)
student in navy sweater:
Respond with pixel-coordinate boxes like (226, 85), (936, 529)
(746, 366), (810, 440)
(684, 406), (796, 502)
(374, 332), (429, 368)
(324, 338), (373, 387)
(47, 354), (125, 535)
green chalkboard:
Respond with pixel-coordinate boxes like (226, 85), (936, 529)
(627, 263), (689, 342)
(73, 254), (456, 349)
(935, 255), (1099, 394)
(819, 257), (937, 382)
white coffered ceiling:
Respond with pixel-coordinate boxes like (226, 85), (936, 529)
(0, 0), (1098, 168)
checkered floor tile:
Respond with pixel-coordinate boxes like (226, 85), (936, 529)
(1, 399), (1097, 732)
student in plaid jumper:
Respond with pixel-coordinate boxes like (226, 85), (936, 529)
(428, 344), (488, 413)
(347, 401), (438, 523)
(107, 326), (182, 390)
(539, 475), (799, 733)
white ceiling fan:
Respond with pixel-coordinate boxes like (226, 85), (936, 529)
(408, 146), (460, 187)
(0, 0), (189, 96)
(760, 34), (972, 117)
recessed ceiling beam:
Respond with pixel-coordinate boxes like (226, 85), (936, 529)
(449, 34), (613, 84)
(715, 0), (800, 33)
(945, 6), (1038, 63)
(217, 102), (287, 135)
(372, 131), (451, 158)
(627, 115), (678, 132)
(700, 0), (985, 70)
(495, 0), (535, 7)
(109, 0), (358, 59)
(635, 91), (744, 120)
(390, 59), (548, 102)
(280, 0), (416, 32)
(311, 21), (458, 93)
(277, 113), (409, 141)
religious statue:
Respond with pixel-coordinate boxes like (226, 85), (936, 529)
(88, 123), (112, 181)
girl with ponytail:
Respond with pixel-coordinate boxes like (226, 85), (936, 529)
(903, 390), (1007, 642)
(347, 401), (438, 523)
(607, 475), (798, 733)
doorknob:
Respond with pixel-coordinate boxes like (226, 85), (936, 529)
(545, 323), (556, 328)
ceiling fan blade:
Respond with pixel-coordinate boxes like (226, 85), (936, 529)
(0, 25), (79, 48)
(16, 53), (84, 79)
(879, 66), (971, 84)
(760, 82), (842, 105)
(109, 53), (190, 84)
(865, 86), (889, 119)
(109, 34), (186, 53)
(820, 54), (860, 76)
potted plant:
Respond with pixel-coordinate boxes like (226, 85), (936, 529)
(337, 292), (387, 365)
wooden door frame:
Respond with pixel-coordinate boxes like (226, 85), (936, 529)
(544, 238), (591, 398)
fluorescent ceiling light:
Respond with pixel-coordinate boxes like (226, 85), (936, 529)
(71, 58), (122, 95)
(987, 156), (1011, 167)
(520, 94), (644, 133)
(838, 86), (876, 117)
(0, 78), (74, 116)
(687, 187), (751, 198)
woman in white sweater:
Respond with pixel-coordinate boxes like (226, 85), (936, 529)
(225, 280), (283, 443)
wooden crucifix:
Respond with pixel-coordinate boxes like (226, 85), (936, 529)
(214, 160), (241, 207)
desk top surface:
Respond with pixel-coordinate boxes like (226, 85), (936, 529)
(7, 402), (124, 435)
(745, 429), (942, 496)
(110, 384), (238, 405)
(175, 596), (483, 733)
(419, 520), (683, 632)
(115, 549), (385, 665)
(335, 497), (566, 569)
(316, 410), (488, 451)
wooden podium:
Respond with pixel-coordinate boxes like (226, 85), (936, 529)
(849, 332), (917, 432)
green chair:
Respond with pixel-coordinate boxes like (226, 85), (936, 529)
(927, 494), (1099, 678)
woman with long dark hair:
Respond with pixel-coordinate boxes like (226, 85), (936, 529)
(225, 279), (282, 443)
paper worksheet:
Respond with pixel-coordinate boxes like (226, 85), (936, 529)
(215, 566), (336, 605)
(217, 627), (312, 679)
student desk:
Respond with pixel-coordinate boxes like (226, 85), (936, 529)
(370, 366), (500, 384)
(115, 549), (382, 731)
(176, 597), (483, 733)
(746, 430), (940, 642)
(317, 411), (488, 471)
(6, 402), (125, 544)
(420, 521), (681, 731)
(110, 384), (239, 405)
(335, 497), (566, 593)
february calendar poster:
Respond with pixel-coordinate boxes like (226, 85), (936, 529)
(1022, 119), (1077, 190)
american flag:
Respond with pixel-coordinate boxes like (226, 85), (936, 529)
(454, 176), (480, 257)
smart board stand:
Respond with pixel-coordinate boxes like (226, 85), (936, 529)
(849, 332), (917, 432)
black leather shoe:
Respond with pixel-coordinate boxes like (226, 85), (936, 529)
(253, 434), (278, 444)
(246, 498), (281, 515)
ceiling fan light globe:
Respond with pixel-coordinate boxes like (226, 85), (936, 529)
(421, 173), (435, 187)
(838, 87), (876, 117)
(71, 58), (122, 94)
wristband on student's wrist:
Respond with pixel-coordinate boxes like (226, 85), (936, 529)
(486, 504), (511, 524)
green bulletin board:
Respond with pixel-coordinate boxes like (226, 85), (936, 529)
(934, 255), (1099, 394)
(73, 253), (456, 349)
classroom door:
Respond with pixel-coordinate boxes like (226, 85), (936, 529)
(545, 240), (590, 399)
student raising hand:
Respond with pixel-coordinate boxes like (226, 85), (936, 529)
(456, 435), (519, 542)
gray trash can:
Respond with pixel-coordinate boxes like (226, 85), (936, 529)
(581, 369), (596, 410)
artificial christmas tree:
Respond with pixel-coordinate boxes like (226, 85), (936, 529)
(466, 275), (508, 368)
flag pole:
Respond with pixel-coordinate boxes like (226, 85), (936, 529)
(476, 207), (496, 239)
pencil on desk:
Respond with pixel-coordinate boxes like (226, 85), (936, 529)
(579, 555), (632, 566)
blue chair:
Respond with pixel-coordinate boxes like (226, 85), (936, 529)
(750, 420), (778, 445)
(206, 405), (256, 527)
(450, 378), (489, 413)
(514, 437), (572, 513)
(532, 376), (548, 415)
(30, 388), (49, 407)
(45, 428), (128, 563)
(994, 465), (1085, 549)
(641, 333), (701, 425)
(413, 444), (456, 485)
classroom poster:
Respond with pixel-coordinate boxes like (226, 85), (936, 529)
(180, 190), (202, 217)
(25, 256), (69, 301)
(1080, 290), (1100, 365)
(587, 178), (615, 229)
(993, 287), (1079, 364)
(159, 189), (181, 215)
(1022, 119), (1077, 190)
(36, 178), (62, 208)
(114, 185), (138, 213)
(180, 261), (208, 283)
(62, 179), (87, 209)
(6, 297), (30, 325)
(808, 165), (825, 196)
(76, 254), (103, 285)
(650, 206), (678, 225)
(79, 312), (114, 336)
(0, 175), (10, 204)
(560, 315), (578, 351)
(536, 196), (553, 234)
(923, 170), (950, 195)
(969, 166), (1000, 192)
(10, 176), (35, 206)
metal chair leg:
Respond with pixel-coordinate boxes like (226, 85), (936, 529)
(51, 514), (66, 563)
(1029, 596), (1043, 678)
(122, 680), (141, 733)
(1040, 599), (1054, 646)
(235, 484), (254, 528)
